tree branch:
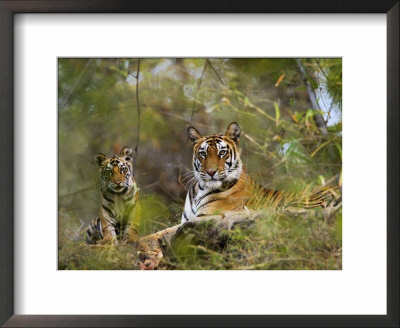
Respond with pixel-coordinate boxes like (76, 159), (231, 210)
(137, 210), (263, 269)
(207, 59), (226, 86)
(136, 203), (341, 270)
(190, 59), (209, 123)
(296, 59), (328, 136)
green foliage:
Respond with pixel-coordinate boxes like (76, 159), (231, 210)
(163, 209), (342, 270)
(58, 58), (342, 270)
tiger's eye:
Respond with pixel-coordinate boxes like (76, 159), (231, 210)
(219, 150), (227, 157)
(199, 151), (206, 158)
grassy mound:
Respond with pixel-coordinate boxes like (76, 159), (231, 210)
(58, 208), (341, 270)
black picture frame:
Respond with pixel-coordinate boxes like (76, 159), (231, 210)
(0, 1), (398, 327)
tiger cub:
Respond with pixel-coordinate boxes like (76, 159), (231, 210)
(86, 146), (140, 245)
(182, 122), (339, 223)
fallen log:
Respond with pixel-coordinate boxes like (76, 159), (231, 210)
(137, 210), (266, 269)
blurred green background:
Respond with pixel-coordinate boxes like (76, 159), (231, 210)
(58, 58), (342, 270)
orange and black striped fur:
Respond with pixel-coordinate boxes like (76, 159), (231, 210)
(86, 147), (140, 244)
(182, 122), (340, 223)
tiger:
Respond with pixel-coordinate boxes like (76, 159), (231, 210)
(181, 122), (340, 223)
(86, 146), (140, 245)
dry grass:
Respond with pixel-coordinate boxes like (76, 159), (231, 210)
(58, 207), (341, 270)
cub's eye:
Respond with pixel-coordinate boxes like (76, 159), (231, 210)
(105, 169), (112, 176)
(199, 151), (206, 158)
(125, 156), (131, 161)
(219, 150), (227, 157)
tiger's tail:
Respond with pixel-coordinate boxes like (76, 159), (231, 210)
(284, 185), (342, 212)
(307, 185), (341, 208)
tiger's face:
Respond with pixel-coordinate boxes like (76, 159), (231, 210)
(187, 122), (242, 189)
(95, 147), (134, 193)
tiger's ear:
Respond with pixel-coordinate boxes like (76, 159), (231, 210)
(187, 126), (202, 143)
(95, 153), (106, 167)
(226, 122), (241, 144)
(120, 146), (133, 161)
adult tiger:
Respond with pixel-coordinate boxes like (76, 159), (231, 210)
(181, 122), (340, 223)
(86, 146), (140, 244)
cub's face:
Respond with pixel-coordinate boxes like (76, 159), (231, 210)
(187, 122), (242, 189)
(95, 147), (134, 193)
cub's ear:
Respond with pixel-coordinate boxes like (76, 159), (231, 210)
(120, 146), (133, 161)
(226, 122), (241, 144)
(95, 153), (107, 167)
(187, 126), (202, 143)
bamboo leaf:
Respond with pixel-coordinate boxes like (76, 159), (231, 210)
(311, 140), (331, 158)
(274, 101), (280, 127)
(274, 74), (285, 87)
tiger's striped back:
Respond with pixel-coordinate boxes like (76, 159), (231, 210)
(244, 178), (340, 211)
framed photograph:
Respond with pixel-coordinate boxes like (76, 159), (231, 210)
(1, 1), (398, 327)
(57, 56), (343, 272)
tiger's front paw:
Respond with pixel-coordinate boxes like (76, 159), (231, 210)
(123, 227), (139, 245)
(138, 249), (163, 270)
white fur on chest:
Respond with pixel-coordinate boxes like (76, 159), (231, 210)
(113, 197), (126, 218)
(182, 182), (218, 222)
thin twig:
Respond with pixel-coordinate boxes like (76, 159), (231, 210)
(190, 59), (209, 123)
(134, 59), (141, 165)
(158, 110), (209, 129)
(207, 59), (226, 86)
(325, 101), (334, 125)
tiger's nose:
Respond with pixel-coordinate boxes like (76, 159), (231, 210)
(206, 169), (216, 177)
